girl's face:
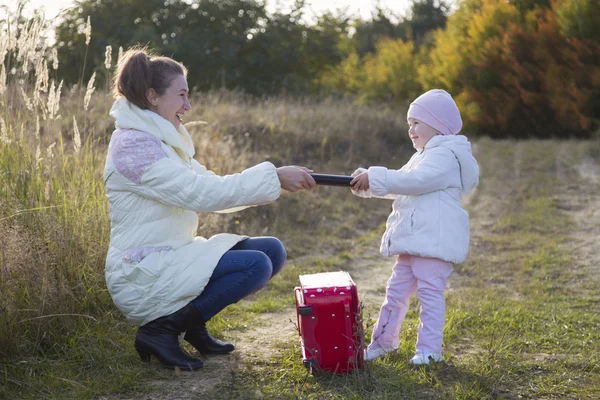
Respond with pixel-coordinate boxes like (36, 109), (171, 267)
(148, 74), (191, 128)
(407, 117), (439, 150)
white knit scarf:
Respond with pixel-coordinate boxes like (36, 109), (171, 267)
(109, 97), (195, 162)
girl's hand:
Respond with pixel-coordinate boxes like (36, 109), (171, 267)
(350, 172), (370, 191)
(352, 168), (367, 177)
(276, 166), (317, 192)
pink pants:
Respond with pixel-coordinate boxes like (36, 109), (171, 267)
(368, 254), (453, 354)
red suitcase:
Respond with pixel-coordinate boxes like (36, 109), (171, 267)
(294, 271), (364, 373)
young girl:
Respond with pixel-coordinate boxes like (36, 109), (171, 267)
(350, 89), (479, 365)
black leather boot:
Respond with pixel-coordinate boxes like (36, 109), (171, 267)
(135, 303), (204, 370)
(184, 319), (235, 355)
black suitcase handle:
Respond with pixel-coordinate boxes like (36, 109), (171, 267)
(310, 173), (353, 187)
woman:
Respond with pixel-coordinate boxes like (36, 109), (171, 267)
(104, 47), (316, 370)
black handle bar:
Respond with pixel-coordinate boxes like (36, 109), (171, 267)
(310, 173), (354, 187)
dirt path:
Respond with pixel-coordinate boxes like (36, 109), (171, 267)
(555, 143), (600, 291)
(112, 141), (600, 399)
(127, 250), (392, 400)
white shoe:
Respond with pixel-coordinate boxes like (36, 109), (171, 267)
(364, 346), (395, 361)
(409, 352), (443, 365)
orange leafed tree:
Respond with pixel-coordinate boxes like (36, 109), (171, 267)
(416, 0), (599, 137)
(465, 4), (600, 137)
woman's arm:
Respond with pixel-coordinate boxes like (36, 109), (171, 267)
(133, 158), (281, 212)
(187, 160), (315, 213)
(190, 159), (216, 176)
(107, 131), (281, 212)
(190, 159), (252, 213)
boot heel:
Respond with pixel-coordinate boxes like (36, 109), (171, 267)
(136, 346), (152, 363)
(134, 304), (205, 370)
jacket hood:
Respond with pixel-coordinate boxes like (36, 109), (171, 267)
(426, 135), (479, 194)
(109, 97), (195, 162)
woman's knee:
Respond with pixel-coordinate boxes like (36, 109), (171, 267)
(238, 237), (286, 276)
(265, 237), (286, 276)
(246, 250), (274, 289)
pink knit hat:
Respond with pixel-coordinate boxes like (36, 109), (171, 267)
(407, 89), (462, 135)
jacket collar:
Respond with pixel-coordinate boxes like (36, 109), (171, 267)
(423, 134), (447, 149)
(109, 98), (195, 162)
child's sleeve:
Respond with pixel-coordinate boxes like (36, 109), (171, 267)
(350, 168), (398, 200)
(368, 149), (458, 196)
(351, 186), (398, 199)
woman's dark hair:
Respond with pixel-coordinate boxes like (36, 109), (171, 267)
(112, 46), (188, 110)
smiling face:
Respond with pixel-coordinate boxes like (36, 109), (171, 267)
(407, 117), (439, 150)
(147, 74), (191, 128)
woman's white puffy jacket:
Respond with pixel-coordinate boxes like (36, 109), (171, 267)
(103, 99), (281, 326)
(354, 135), (479, 264)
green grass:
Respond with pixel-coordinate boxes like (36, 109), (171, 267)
(0, 108), (393, 398)
(2, 314), (154, 399)
(4, 7), (598, 399)
(0, 18), (401, 396)
(196, 140), (600, 399)
(0, 82), (400, 399)
(3, 119), (600, 399)
(1, 10), (599, 397)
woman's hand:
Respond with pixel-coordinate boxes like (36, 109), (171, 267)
(350, 171), (370, 191)
(276, 166), (317, 192)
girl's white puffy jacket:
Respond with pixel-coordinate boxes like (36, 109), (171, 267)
(354, 135), (479, 264)
(103, 99), (281, 326)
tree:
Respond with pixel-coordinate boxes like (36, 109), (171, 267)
(303, 11), (353, 85)
(237, 4), (353, 94)
(468, 6), (600, 137)
(171, 0), (267, 90)
(417, 0), (520, 98)
(555, 0), (600, 42)
(317, 51), (364, 96)
(509, 0), (551, 17)
(352, 7), (408, 56)
(408, 0), (449, 45)
(53, 0), (266, 89)
(362, 38), (422, 103)
(236, 5), (310, 94)
(52, 0), (351, 95)
(419, 0), (599, 137)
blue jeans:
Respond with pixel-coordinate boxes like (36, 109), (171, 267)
(191, 237), (286, 320)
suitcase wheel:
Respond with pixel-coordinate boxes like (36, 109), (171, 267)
(303, 359), (317, 370)
(298, 305), (312, 315)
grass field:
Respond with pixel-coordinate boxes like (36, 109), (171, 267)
(1, 9), (600, 400)
(3, 111), (599, 399)
(189, 139), (600, 400)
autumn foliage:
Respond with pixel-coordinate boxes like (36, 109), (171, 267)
(320, 0), (600, 137)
